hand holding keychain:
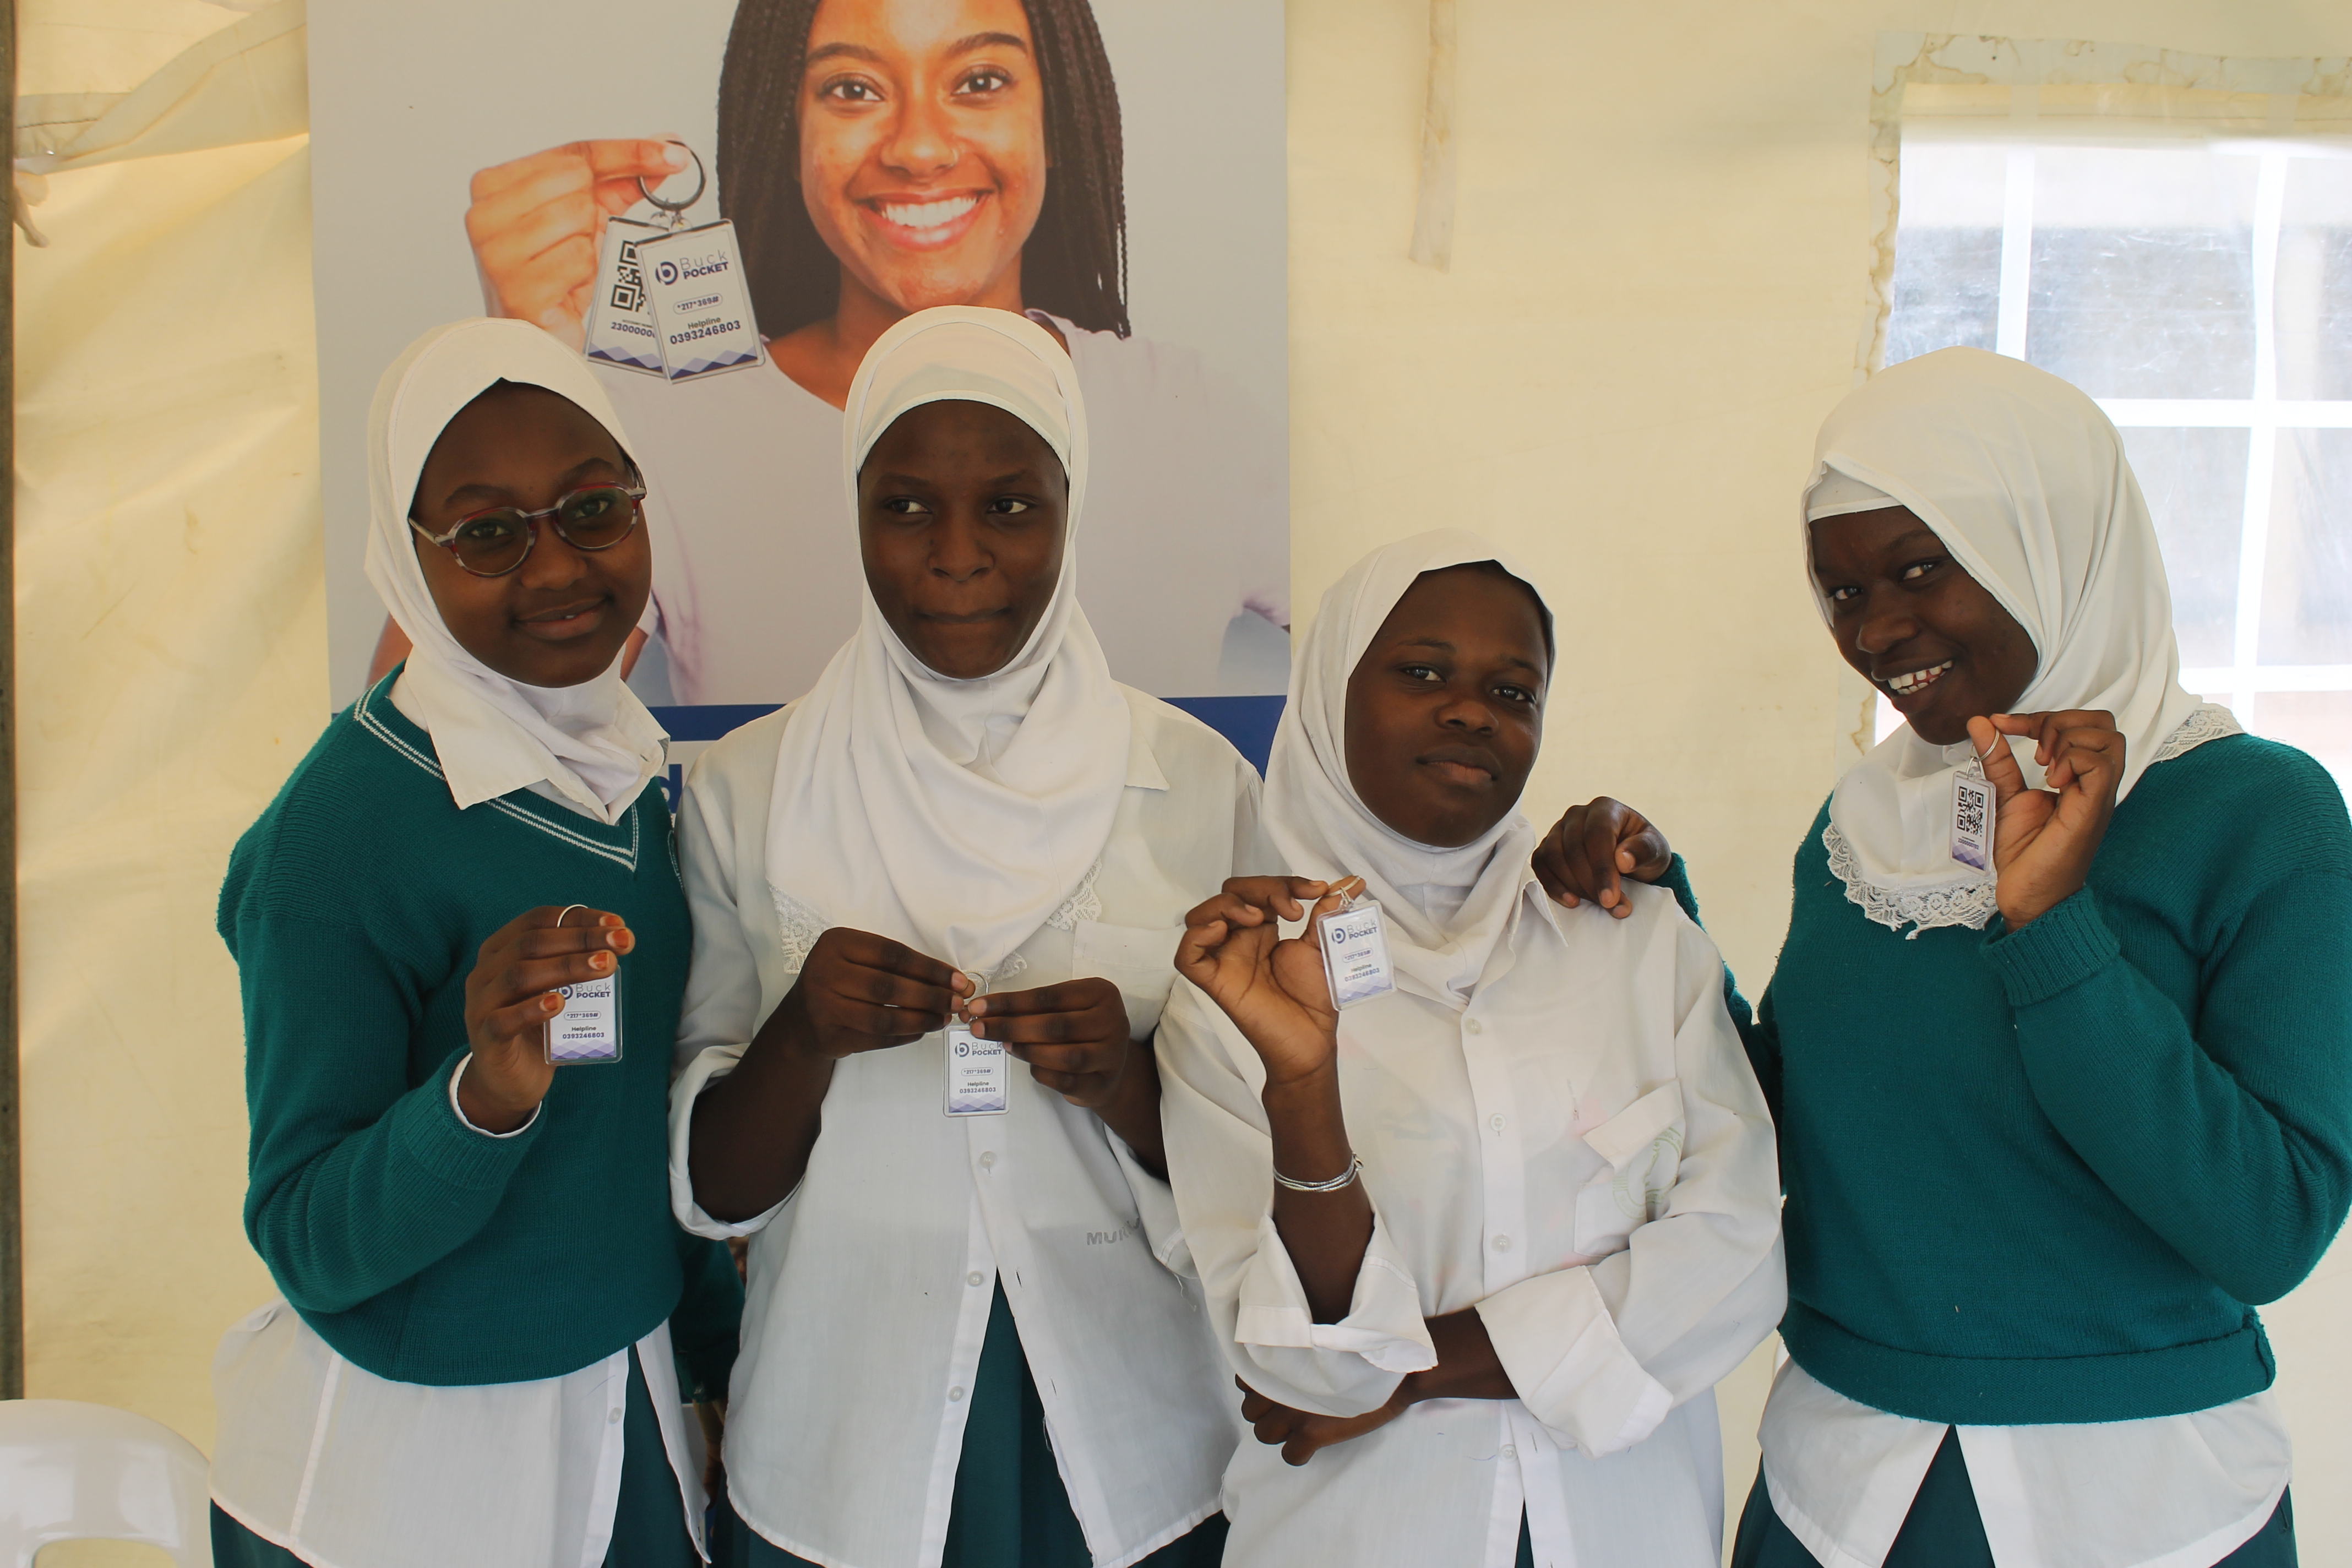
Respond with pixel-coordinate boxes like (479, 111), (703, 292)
(944, 970), (1010, 1117)
(1177, 874), (1393, 1097)
(1964, 709), (2126, 927)
(543, 903), (627, 1065)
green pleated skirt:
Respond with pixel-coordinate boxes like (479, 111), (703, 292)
(722, 1284), (1227, 1568)
(211, 1343), (699, 1568)
(1730, 1429), (2297, 1568)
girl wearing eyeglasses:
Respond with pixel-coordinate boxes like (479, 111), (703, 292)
(208, 317), (741, 1568)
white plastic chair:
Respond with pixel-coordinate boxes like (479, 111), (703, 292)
(0, 1400), (213, 1566)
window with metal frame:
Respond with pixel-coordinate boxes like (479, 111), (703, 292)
(1881, 132), (2352, 793)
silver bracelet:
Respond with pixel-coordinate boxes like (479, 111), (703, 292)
(1272, 1157), (1363, 1194)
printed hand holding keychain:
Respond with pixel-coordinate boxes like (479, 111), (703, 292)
(944, 969), (1010, 1117)
(585, 143), (765, 383)
(1315, 876), (1397, 1009)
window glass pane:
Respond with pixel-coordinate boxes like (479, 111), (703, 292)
(2275, 155), (2352, 402)
(2259, 427), (2352, 665)
(2245, 691), (2352, 801)
(1885, 143), (2005, 367)
(2120, 427), (2246, 668)
(2026, 148), (2260, 398)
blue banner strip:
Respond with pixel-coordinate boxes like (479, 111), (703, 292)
(650, 704), (781, 742)
(1161, 695), (1283, 775)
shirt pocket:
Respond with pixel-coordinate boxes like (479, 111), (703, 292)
(1571, 1081), (1687, 1260)
(1071, 919), (1185, 1039)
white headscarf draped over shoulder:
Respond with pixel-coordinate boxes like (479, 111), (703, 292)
(763, 307), (1132, 978)
(364, 317), (667, 824)
(1265, 531), (1555, 1011)
(1804, 347), (2240, 935)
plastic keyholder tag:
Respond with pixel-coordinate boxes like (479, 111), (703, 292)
(636, 222), (764, 382)
(1951, 762), (1995, 872)
(546, 971), (623, 1064)
(944, 1023), (1009, 1116)
(584, 216), (667, 376)
(1317, 892), (1396, 1010)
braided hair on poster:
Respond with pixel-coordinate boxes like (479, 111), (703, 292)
(716, 0), (1130, 340)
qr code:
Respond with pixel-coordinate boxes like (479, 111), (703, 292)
(1955, 781), (1987, 840)
(608, 240), (646, 313)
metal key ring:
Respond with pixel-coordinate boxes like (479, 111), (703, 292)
(556, 903), (589, 929)
(636, 144), (708, 215)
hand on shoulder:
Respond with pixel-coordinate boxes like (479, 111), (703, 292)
(1533, 797), (1673, 918)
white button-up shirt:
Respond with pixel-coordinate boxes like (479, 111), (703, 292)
(211, 1305), (702, 1568)
(1157, 878), (1784, 1568)
(1760, 1362), (2289, 1568)
(668, 692), (1265, 1568)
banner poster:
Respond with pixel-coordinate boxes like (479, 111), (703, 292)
(307, 0), (1291, 788)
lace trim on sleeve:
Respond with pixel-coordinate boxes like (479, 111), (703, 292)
(2149, 703), (2244, 764)
(1822, 820), (1999, 939)
(1043, 859), (1104, 932)
(770, 888), (827, 975)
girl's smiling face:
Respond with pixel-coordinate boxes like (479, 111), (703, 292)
(1810, 505), (2038, 746)
(797, 0), (1048, 317)
(409, 383), (650, 688)
(1343, 564), (1550, 850)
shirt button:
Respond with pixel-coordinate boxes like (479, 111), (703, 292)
(607, 1408), (623, 1425)
(1489, 1114), (1506, 1131)
(978, 1151), (998, 1170)
(967, 1271), (986, 1287)
(949, 1386), (966, 1402)
(1491, 1234), (1513, 1253)
(1464, 1017), (1483, 1035)
(1500, 1444), (1518, 1460)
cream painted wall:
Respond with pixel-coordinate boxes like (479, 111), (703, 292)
(14, 0), (2351, 1562)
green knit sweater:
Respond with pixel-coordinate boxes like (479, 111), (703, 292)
(219, 673), (739, 1390)
(1676, 733), (2352, 1425)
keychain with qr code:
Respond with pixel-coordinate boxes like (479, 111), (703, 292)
(1951, 759), (1996, 871)
(584, 144), (764, 383)
(945, 971), (1009, 1116)
(1317, 886), (1397, 1010)
(584, 215), (667, 376)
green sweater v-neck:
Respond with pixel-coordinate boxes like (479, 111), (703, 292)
(1678, 733), (2352, 1426)
(219, 674), (738, 1390)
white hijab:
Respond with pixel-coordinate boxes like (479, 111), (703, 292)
(1265, 531), (1554, 1011)
(763, 307), (1132, 977)
(364, 318), (667, 825)
(1806, 347), (2239, 934)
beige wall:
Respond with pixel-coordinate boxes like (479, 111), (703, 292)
(17, 0), (2352, 1560)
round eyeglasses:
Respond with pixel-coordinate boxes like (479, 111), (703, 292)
(409, 473), (647, 578)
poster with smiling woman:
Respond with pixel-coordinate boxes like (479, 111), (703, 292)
(308, 0), (1288, 732)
